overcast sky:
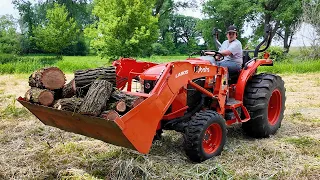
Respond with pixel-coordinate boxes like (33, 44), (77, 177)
(0, 0), (315, 47)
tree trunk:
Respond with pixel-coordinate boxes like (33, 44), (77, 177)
(78, 80), (113, 116)
(74, 66), (116, 97)
(62, 79), (76, 98)
(53, 97), (83, 112)
(100, 110), (120, 121)
(29, 67), (66, 90)
(25, 88), (55, 106)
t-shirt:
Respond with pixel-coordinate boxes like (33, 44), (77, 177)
(219, 39), (243, 66)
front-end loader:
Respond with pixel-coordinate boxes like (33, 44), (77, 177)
(18, 26), (285, 162)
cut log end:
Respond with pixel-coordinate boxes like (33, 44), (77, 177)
(29, 67), (66, 90)
(42, 67), (66, 90)
(115, 100), (126, 112)
(25, 88), (54, 106)
(39, 91), (55, 106)
(100, 110), (120, 121)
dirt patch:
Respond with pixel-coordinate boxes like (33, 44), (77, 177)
(0, 73), (319, 179)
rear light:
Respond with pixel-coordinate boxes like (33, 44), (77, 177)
(264, 52), (270, 59)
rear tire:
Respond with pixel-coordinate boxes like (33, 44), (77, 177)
(184, 110), (226, 162)
(242, 73), (285, 138)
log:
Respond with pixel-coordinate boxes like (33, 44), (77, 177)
(127, 96), (145, 109)
(29, 67), (66, 90)
(106, 100), (126, 113)
(110, 89), (145, 109)
(74, 66), (116, 97)
(100, 110), (120, 121)
(25, 88), (54, 106)
(78, 80), (113, 116)
(53, 97), (83, 112)
(62, 79), (76, 98)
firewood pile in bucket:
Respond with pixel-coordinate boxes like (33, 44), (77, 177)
(24, 66), (144, 120)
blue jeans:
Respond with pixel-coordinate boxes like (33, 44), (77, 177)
(216, 60), (241, 75)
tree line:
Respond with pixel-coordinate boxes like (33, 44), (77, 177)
(0, 0), (319, 59)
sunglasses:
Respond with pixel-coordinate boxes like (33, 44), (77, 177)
(227, 32), (236, 35)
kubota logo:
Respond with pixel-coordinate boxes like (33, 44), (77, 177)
(175, 70), (188, 78)
(197, 66), (210, 73)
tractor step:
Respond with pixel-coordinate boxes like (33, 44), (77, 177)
(226, 98), (242, 108)
(225, 98), (250, 125)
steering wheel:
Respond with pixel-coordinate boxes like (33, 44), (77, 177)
(200, 50), (224, 61)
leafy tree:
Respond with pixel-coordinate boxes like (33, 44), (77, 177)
(13, 0), (93, 55)
(251, 0), (303, 53)
(201, 0), (255, 49)
(13, 0), (39, 53)
(170, 14), (201, 53)
(302, 0), (320, 35)
(154, 0), (199, 54)
(85, 0), (159, 58)
(300, 0), (320, 59)
(0, 15), (20, 54)
(33, 3), (79, 54)
(201, 0), (303, 52)
(275, 0), (302, 52)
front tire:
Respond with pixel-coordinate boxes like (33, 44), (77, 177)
(242, 73), (285, 137)
(184, 110), (227, 162)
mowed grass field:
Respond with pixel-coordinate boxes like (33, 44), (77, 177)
(0, 71), (319, 179)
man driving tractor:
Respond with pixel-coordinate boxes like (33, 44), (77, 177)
(206, 25), (243, 75)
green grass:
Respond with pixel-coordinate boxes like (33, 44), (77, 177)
(258, 60), (320, 74)
(1, 53), (320, 74)
(0, 98), (29, 119)
(284, 136), (320, 157)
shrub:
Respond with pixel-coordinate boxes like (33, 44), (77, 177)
(151, 43), (169, 56)
(298, 46), (320, 60)
(266, 46), (286, 61)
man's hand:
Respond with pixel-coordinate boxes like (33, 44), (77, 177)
(204, 51), (223, 61)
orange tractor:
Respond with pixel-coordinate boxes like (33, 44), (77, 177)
(18, 27), (285, 162)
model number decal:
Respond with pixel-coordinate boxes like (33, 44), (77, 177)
(175, 70), (189, 78)
(197, 66), (210, 73)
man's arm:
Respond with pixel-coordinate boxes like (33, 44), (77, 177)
(219, 50), (232, 56)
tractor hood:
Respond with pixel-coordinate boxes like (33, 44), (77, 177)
(139, 63), (167, 80)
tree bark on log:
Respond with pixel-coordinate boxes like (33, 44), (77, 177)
(78, 80), (113, 116)
(100, 110), (120, 121)
(74, 66), (116, 97)
(53, 97), (83, 112)
(25, 88), (55, 106)
(29, 67), (66, 90)
(62, 79), (76, 98)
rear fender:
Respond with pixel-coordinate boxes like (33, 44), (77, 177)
(235, 59), (273, 101)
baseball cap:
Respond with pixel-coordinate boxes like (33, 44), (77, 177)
(227, 25), (237, 33)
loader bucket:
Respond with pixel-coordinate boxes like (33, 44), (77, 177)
(17, 97), (135, 150)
